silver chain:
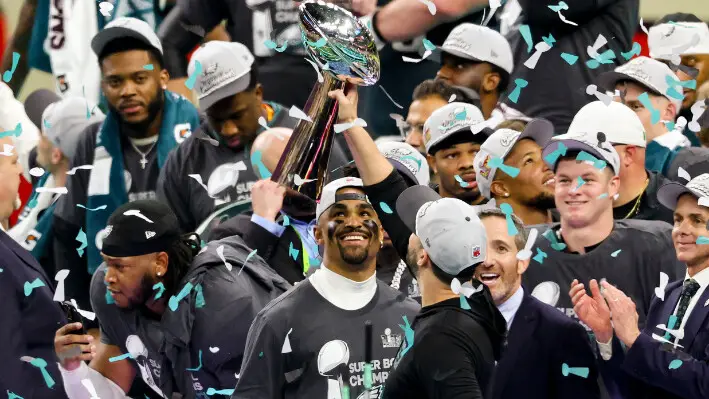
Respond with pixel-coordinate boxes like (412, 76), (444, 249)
(128, 139), (158, 169)
(390, 260), (407, 290)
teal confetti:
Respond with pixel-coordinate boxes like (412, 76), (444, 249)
(533, 247), (547, 264)
(109, 353), (132, 362)
(576, 151), (607, 170)
(586, 50), (616, 69)
(28, 357), (55, 388)
(0, 268), (3, 272)
(152, 282), (166, 300)
(668, 359), (683, 369)
(0, 122), (22, 139)
(206, 388), (235, 396)
(289, 242), (300, 261)
(76, 228), (87, 257)
(562, 363), (589, 378)
(454, 175), (469, 187)
(665, 75), (696, 101)
(611, 249), (622, 257)
(43, 119), (51, 129)
(379, 202), (393, 214)
(542, 229), (567, 251)
(76, 204), (108, 211)
(398, 315), (415, 357)
(696, 236), (709, 245)
(259, 351), (264, 358)
(251, 150), (272, 179)
(548, 1), (568, 12)
(7, 392), (24, 399)
(489, 157), (520, 178)
(664, 315), (678, 340)
(186, 349), (203, 371)
(23, 278), (46, 296)
(168, 282), (194, 311)
(499, 203), (519, 236)
(544, 142), (568, 165)
(106, 288), (115, 304)
(459, 294), (471, 310)
(239, 249), (258, 275)
(574, 176), (586, 191)
(264, 40), (288, 52)
(143, 64), (154, 70)
(519, 25), (533, 53)
(664, 120), (676, 131)
(2, 52), (20, 83)
(508, 79), (529, 104)
(422, 38), (436, 51)
(620, 42), (641, 60)
(560, 53), (579, 65)
(194, 284), (206, 308)
(341, 385), (350, 399)
(542, 34), (556, 47)
(363, 363), (374, 389)
(598, 193), (609, 199)
(454, 108), (467, 120)
(282, 215), (290, 227)
(309, 256), (321, 269)
(305, 37), (327, 48)
(27, 198), (38, 209)
(185, 60), (202, 90)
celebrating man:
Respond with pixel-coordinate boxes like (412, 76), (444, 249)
(233, 178), (420, 398)
(52, 18), (201, 328)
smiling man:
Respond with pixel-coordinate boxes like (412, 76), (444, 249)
(52, 17), (200, 337)
(475, 208), (599, 399)
(233, 177), (419, 398)
(474, 119), (556, 225)
(522, 129), (685, 343)
(422, 102), (490, 205)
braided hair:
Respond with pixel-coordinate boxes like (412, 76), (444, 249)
(162, 233), (201, 296)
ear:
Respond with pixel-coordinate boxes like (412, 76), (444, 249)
(665, 101), (678, 122)
(418, 248), (431, 270)
(608, 174), (621, 198)
(482, 71), (501, 93)
(314, 224), (325, 246)
(427, 154), (437, 175)
(154, 252), (169, 277)
(159, 68), (170, 89)
(254, 83), (264, 102)
(517, 258), (530, 275)
(490, 180), (508, 199)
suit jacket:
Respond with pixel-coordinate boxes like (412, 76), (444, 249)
(602, 279), (709, 399)
(208, 212), (308, 285)
(0, 230), (67, 397)
(488, 293), (600, 399)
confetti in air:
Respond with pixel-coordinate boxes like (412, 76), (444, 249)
(2, 52), (20, 83)
(186, 350), (203, 371)
(98, 2), (114, 17)
(265, 40), (289, 52)
(67, 164), (93, 175)
(499, 203), (519, 236)
(185, 61), (202, 90)
(654, 272), (669, 301)
(289, 105), (313, 122)
(668, 359), (683, 370)
(417, 0), (436, 15)
(53, 269), (70, 302)
(561, 363), (589, 378)
(507, 79), (528, 104)
(168, 282), (194, 311)
(76, 228), (88, 257)
(24, 278), (46, 296)
(560, 53), (579, 65)
(153, 282), (166, 300)
(0, 122), (22, 139)
(378, 85), (404, 109)
(282, 328), (294, 353)
(519, 25), (534, 53)
(516, 228), (538, 261)
(638, 92), (661, 124)
(379, 202), (393, 214)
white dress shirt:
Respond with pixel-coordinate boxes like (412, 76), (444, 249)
(498, 286), (525, 330)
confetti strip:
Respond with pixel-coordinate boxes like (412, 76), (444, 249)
(24, 278), (46, 296)
(507, 79), (528, 104)
(53, 269), (69, 302)
(153, 282), (166, 300)
(519, 25), (533, 53)
(561, 363), (589, 378)
(77, 204), (108, 211)
(98, 1), (113, 17)
(378, 85), (404, 109)
(265, 40), (289, 52)
(417, 0), (436, 15)
(499, 203), (519, 236)
(67, 164), (93, 175)
(610, 249), (622, 257)
(186, 350), (203, 371)
(108, 353), (133, 362)
(0, 122), (22, 139)
(185, 61), (202, 90)
(621, 42), (641, 60)
(489, 157), (520, 178)
(76, 228), (87, 257)
(304, 58), (324, 83)
(239, 249), (258, 275)
(216, 245), (233, 271)
(2, 52), (20, 83)
(282, 328), (293, 353)
(143, 64), (154, 70)
(454, 175), (469, 187)
(334, 118), (367, 133)
(516, 228), (538, 261)
(168, 282), (194, 311)
(637, 92), (661, 124)
(123, 209), (154, 223)
(304, 37), (327, 48)
(560, 53), (579, 65)
(668, 359), (683, 370)
(533, 247), (547, 264)
(654, 272), (669, 301)
(289, 105), (313, 122)
(289, 242), (300, 261)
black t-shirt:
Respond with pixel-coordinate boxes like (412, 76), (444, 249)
(383, 297), (504, 399)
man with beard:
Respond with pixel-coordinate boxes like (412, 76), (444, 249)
(422, 102), (491, 205)
(437, 23), (528, 127)
(383, 185), (507, 398)
(474, 209), (599, 399)
(157, 41), (298, 233)
(54, 200), (290, 398)
(232, 178), (420, 398)
(473, 119), (556, 225)
(52, 18), (200, 334)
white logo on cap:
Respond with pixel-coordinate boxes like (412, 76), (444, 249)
(205, 62), (219, 76)
(499, 133), (517, 147)
(145, 231), (156, 239)
(173, 123), (193, 144)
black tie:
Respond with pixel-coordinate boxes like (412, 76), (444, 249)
(674, 279), (701, 329)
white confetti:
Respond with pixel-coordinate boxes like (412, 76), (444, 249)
(36, 186), (68, 195)
(402, 50), (432, 63)
(0, 144), (14, 156)
(67, 164), (94, 175)
(639, 17), (649, 35)
(451, 278), (483, 297)
(282, 328), (293, 353)
(688, 100), (707, 133)
(417, 0), (436, 15)
(258, 116), (269, 130)
(677, 167), (691, 181)
(654, 272), (669, 301)
(651, 333), (684, 349)
(304, 58), (324, 83)
(98, 1), (113, 17)
(209, 346), (220, 353)
(29, 167), (46, 177)
(289, 105), (312, 122)
(293, 174), (316, 186)
(524, 41), (552, 70)
(216, 245), (233, 271)
(586, 34), (608, 60)
(378, 85), (404, 109)
(81, 379), (101, 399)
(448, 94), (456, 103)
(585, 84), (613, 106)
(557, 11), (578, 26)
(516, 228), (538, 261)
(53, 269), (70, 302)
(70, 299), (96, 321)
(654, 323), (684, 340)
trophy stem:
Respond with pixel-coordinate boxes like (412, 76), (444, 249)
(271, 73), (346, 201)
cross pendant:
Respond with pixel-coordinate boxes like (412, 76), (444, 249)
(140, 156), (148, 169)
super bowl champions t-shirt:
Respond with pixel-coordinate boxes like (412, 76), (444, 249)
(523, 220), (686, 332)
(89, 265), (166, 398)
(233, 279), (420, 398)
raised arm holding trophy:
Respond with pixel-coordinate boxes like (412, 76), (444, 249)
(271, 0), (381, 200)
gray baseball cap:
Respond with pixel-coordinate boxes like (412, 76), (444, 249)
(396, 185), (487, 275)
(657, 173), (709, 210)
(42, 97), (105, 159)
(377, 141), (430, 186)
(315, 177), (369, 221)
(423, 102), (487, 154)
(474, 118), (555, 199)
(91, 17), (163, 57)
(542, 130), (621, 176)
(189, 41), (255, 111)
(24, 89), (61, 130)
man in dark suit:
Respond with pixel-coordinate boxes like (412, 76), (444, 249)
(0, 135), (67, 396)
(571, 171), (709, 399)
(475, 208), (600, 399)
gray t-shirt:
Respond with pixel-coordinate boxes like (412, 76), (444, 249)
(522, 220), (685, 331)
(89, 265), (166, 398)
(233, 279), (420, 399)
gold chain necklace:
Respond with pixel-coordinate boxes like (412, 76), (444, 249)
(623, 177), (650, 219)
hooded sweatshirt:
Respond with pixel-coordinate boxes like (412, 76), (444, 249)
(90, 236), (291, 399)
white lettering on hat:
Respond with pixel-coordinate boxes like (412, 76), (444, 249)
(438, 106), (482, 135)
(385, 148), (421, 176)
(499, 132), (517, 147)
(198, 64), (239, 96)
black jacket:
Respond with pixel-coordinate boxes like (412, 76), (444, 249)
(159, 235), (291, 398)
(635, 170), (674, 225)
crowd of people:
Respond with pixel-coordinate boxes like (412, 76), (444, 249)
(1, 0), (709, 398)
